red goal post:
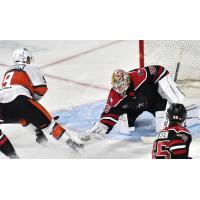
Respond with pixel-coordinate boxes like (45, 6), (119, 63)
(139, 40), (200, 86)
(139, 40), (144, 68)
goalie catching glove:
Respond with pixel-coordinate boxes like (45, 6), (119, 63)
(80, 122), (109, 141)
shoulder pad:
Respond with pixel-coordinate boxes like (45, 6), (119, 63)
(107, 89), (126, 107)
(128, 68), (147, 90)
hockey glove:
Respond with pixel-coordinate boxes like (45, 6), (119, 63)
(80, 122), (109, 141)
(91, 122), (109, 135)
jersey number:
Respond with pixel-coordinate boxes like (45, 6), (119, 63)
(152, 140), (171, 159)
(2, 72), (14, 88)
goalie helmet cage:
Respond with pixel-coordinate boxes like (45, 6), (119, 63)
(139, 40), (200, 86)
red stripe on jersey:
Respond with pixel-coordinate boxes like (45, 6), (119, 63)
(172, 149), (187, 155)
(153, 66), (164, 82)
(101, 119), (115, 127)
(170, 139), (185, 146)
(167, 126), (190, 134)
(102, 113), (119, 120)
(0, 136), (8, 145)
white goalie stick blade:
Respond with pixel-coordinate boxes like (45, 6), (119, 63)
(141, 136), (156, 144)
(79, 131), (105, 142)
(79, 132), (96, 141)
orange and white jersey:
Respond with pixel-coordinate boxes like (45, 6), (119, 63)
(0, 63), (47, 103)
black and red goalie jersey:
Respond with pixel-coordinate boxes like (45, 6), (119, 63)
(100, 65), (169, 133)
(152, 125), (192, 159)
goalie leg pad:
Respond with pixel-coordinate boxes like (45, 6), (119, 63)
(155, 111), (166, 133)
(158, 74), (185, 103)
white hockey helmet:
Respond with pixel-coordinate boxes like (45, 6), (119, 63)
(111, 69), (130, 95)
(13, 48), (33, 64)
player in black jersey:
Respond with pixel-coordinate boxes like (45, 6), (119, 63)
(82, 65), (185, 140)
(152, 103), (192, 159)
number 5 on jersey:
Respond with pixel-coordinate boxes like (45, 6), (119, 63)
(152, 140), (171, 159)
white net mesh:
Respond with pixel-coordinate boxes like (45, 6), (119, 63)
(144, 40), (200, 86)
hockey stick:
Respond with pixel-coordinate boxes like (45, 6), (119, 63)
(174, 62), (180, 82)
(0, 115), (60, 124)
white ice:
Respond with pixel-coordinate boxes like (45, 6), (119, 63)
(0, 40), (199, 159)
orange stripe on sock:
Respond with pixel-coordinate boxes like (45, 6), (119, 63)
(52, 123), (65, 139)
(19, 119), (29, 126)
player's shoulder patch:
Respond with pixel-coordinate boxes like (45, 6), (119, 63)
(128, 68), (147, 90)
(148, 66), (157, 75)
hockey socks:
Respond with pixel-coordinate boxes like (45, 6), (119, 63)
(0, 130), (19, 159)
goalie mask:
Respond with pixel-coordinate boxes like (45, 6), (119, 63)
(111, 69), (130, 95)
(167, 103), (186, 125)
(13, 48), (33, 64)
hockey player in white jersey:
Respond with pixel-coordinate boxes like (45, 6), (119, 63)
(0, 48), (84, 153)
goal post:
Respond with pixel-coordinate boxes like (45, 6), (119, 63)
(139, 40), (200, 86)
(139, 40), (144, 68)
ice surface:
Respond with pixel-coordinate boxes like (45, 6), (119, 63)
(0, 40), (199, 159)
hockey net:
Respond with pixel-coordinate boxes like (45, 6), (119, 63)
(139, 40), (200, 87)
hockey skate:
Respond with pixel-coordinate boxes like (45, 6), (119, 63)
(35, 129), (48, 144)
(8, 151), (19, 159)
(66, 138), (84, 152)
